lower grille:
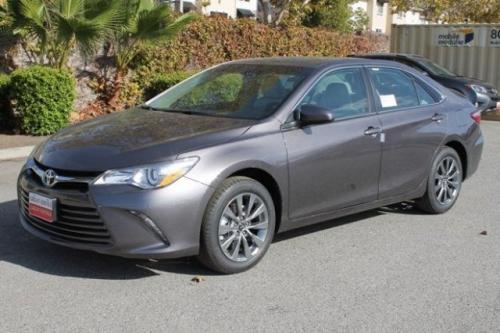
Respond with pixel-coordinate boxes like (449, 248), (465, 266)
(20, 188), (111, 245)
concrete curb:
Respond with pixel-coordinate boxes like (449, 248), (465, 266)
(0, 146), (34, 161)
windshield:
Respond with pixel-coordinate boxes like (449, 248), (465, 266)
(416, 58), (456, 77)
(147, 64), (311, 120)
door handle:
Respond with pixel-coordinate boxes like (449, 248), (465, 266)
(431, 113), (445, 122)
(364, 126), (382, 136)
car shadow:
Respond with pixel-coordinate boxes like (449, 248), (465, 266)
(0, 199), (424, 280)
(0, 199), (216, 280)
(378, 201), (428, 215)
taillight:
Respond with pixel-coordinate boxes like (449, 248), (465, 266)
(470, 111), (481, 124)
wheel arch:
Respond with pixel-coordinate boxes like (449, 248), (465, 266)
(227, 168), (283, 234)
(444, 139), (468, 180)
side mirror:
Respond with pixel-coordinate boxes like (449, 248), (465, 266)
(295, 104), (334, 126)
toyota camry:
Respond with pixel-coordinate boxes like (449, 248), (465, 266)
(18, 57), (483, 273)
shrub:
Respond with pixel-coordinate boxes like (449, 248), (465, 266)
(0, 73), (11, 129)
(132, 16), (379, 76)
(10, 66), (75, 135)
(131, 17), (378, 109)
(143, 71), (195, 101)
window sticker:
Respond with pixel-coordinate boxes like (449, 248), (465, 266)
(380, 94), (397, 108)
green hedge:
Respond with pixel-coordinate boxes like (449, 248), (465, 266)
(10, 66), (75, 135)
(133, 16), (379, 76)
(143, 71), (194, 101)
(122, 16), (382, 109)
(0, 73), (11, 129)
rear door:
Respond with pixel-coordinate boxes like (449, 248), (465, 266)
(366, 66), (447, 199)
(283, 67), (383, 219)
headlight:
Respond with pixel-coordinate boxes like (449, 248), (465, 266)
(94, 157), (199, 189)
(469, 84), (488, 94)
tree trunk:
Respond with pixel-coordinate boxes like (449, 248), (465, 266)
(107, 70), (125, 111)
(258, 0), (271, 24)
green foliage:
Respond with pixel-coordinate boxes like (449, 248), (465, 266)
(143, 71), (194, 100)
(350, 7), (369, 33)
(286, 0), (355, 32)
(2, 0), (123, 68)
(103, 0), (196, 106)
(126, 17), (377, 109)
(10, 66), (75, 135)
(391, 0), (500, 23)
(302, 0), (355, 32)
(132, 16), (377, 76)
(111, 0), (197, 75)
(0, 73), (12, 128)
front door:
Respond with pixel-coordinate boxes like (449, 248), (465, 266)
(283, 67), (383, 220)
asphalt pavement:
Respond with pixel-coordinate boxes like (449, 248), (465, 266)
(1, 122), (499, 332)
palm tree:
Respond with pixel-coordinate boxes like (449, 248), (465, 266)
(106, 0), (196, 107)
(2, 0), (196, 107)
(2, 0), (122, 68)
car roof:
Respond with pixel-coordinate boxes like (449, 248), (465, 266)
(349, 53), (426, 61)
(226, 56), (410, 69)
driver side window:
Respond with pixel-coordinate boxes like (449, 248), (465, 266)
(300, 68), (369, 119)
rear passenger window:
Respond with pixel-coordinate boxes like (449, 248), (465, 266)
(368, 68), (419, 110)
(414, 81), (437, 105)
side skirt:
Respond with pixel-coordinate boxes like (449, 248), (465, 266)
(277, 186), (426, 233)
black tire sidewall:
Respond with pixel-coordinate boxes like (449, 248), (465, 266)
(200, 177), (276, 274)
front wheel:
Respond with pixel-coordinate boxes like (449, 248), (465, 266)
(198, 177), (276, 274)
(416, 147), (462, 214)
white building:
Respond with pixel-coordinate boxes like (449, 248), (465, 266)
(351, 0), (427, 34)
(170, 0), (257, 18)
(167, 0), (426, 35)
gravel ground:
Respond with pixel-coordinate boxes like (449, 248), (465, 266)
(0, 122), (499, 332)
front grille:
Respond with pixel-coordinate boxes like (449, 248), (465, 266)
(32, 160), (100, 192)
(33, 159), (102, 178)
(19, 187), (112, 245)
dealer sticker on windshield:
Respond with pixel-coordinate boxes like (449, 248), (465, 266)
(28, 193), (56, 223)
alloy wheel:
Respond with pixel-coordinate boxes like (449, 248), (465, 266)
(434, 156), (461, 205)
(218, 192), (269, 262)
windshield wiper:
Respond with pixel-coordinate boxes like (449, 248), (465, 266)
(176, 110), (210, 116)
(139, 105), (212, 116)
(138, 104), (161, 111)
(139, 105), (186, 113)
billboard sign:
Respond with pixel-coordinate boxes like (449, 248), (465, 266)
(489, 28), (500, 47)
(434, 27), (476, 46)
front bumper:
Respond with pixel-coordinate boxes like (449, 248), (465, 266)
(18, 165), (215, 259)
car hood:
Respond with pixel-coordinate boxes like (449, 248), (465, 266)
(34, 108), (256, 172)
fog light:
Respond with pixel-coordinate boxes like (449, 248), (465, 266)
(129, 210), (170, 245)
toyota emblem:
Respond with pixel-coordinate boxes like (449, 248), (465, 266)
(42, 169), (57, 187)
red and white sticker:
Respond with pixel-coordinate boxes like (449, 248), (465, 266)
(496, 101), (500, 110)
(29, 193), (56, 223)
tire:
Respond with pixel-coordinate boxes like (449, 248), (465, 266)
(416, 147), (463, 214)
(198, 176), (276, 274)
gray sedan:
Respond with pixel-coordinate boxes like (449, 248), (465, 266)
(18, 57), (483, 273)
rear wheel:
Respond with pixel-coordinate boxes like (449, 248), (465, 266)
(416, 147), (462, 214)
(198, 177), (275, 274)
